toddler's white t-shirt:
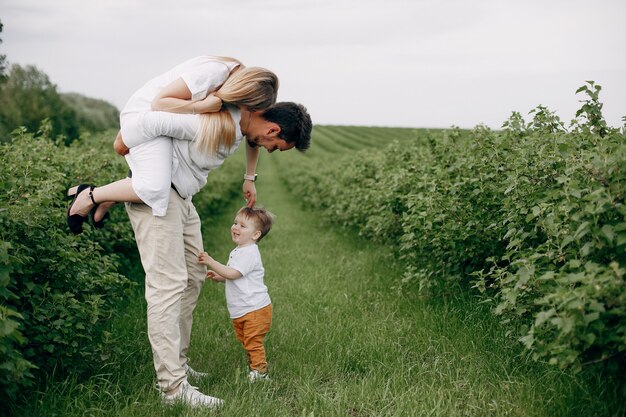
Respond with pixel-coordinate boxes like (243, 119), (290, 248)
(226, 244), (271, 319)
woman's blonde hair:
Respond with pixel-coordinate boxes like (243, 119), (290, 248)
(215, 67), (279, 112)
(195, 108), (236, 157)
(194, 63), (279, 157)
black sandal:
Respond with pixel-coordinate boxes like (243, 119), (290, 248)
(66, 184), (96, 235)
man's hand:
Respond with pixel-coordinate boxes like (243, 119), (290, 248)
(114, 131), (129, 156)
(243, 180), (257, 208)
(206, 270), (225, 282)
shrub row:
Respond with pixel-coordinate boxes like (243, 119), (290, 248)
(0, 124), (244, 403)
(276, 85), (625, 371)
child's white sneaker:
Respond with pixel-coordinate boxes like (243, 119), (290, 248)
(248, 369), (270, 382)
(183, 363), (209, 379)
(162, 380), (223, 408)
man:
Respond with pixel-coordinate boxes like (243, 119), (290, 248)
(117, 102), (311, 408)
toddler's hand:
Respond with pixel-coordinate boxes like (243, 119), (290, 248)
(198, 251), (212, 264)
(206, 270), (225, 282)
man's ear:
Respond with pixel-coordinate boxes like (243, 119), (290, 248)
(267, 123), (281, 136)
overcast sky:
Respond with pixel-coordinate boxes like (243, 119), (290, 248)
(2, 0), (625, 128)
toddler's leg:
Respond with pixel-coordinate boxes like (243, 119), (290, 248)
(236, 305), (273, 373)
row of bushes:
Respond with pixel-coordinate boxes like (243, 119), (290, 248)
(0, 124), (244, 403)
(276, 83), (625, 371)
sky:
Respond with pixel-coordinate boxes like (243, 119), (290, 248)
(2, 0), (625, 129)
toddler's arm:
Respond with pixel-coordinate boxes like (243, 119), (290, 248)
(198, 252), (242, 280)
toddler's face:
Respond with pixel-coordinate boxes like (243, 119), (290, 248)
(231, 215), (260, 246)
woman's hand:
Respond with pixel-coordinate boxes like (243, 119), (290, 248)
(243, 180), (257, 208)
(114, 131), (129, 156)
(197, 92), (223, 113)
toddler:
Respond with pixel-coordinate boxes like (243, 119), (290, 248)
(198, 206), (274, 382)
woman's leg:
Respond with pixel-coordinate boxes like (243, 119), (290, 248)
(69, 111), (175, 221)
(68, 177), (141, 219)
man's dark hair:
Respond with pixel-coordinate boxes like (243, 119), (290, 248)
(261, 102), (312, 151)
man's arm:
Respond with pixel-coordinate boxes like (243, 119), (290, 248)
(243, 140), (260, 207)
(118, 111), (200, 150)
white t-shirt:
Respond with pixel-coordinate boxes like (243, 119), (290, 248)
(225, 244), (271, 319)
(121, 56), (240, 147)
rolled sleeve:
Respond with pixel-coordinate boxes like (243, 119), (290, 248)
(138, 112), (199, 143)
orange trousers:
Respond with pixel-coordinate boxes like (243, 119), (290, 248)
(232, 304), (273, 373)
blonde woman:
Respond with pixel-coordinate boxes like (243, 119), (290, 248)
(67, 56), (279, 233)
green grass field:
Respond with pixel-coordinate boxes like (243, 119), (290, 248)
(16, 126), (623, 417)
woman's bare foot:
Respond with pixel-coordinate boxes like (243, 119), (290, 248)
(93, 201), (116, 223)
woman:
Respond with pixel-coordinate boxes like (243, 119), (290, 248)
(67, 55), (278, 234)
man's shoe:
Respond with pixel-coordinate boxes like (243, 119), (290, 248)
(248, 369), (270, 382)
(162, 380), (223, 408)
(184, 363), (209, 379)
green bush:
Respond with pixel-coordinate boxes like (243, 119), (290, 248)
(0, 122), (250, 403)
(0, 126), (136, 402)
(474, 126), (625, 370)
(0, 240), (35, 401)
(276, 83), (626, 371)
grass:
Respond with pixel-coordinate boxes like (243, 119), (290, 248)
(14, 143), (623, 416)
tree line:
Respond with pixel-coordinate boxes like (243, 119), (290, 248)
(0, 20), (119, 144)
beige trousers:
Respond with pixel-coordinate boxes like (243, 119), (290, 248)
(125, 189), (206, 391)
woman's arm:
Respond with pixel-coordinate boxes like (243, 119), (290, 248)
(243, 140), (260, 207)
(151, 78), (222, 114)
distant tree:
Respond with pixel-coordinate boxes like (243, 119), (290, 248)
(62, 92), (119, 132)
(0, 20), (8, 83)
(0, 25), (118, 143)
(0, 64), (79, 143)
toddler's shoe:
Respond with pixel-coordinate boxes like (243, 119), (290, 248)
(248, 369), (270, 382)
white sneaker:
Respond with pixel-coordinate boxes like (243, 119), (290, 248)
(162, 380), (224, 408)
(248, 369), (270, 382)
(184, 363), (209, 379)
